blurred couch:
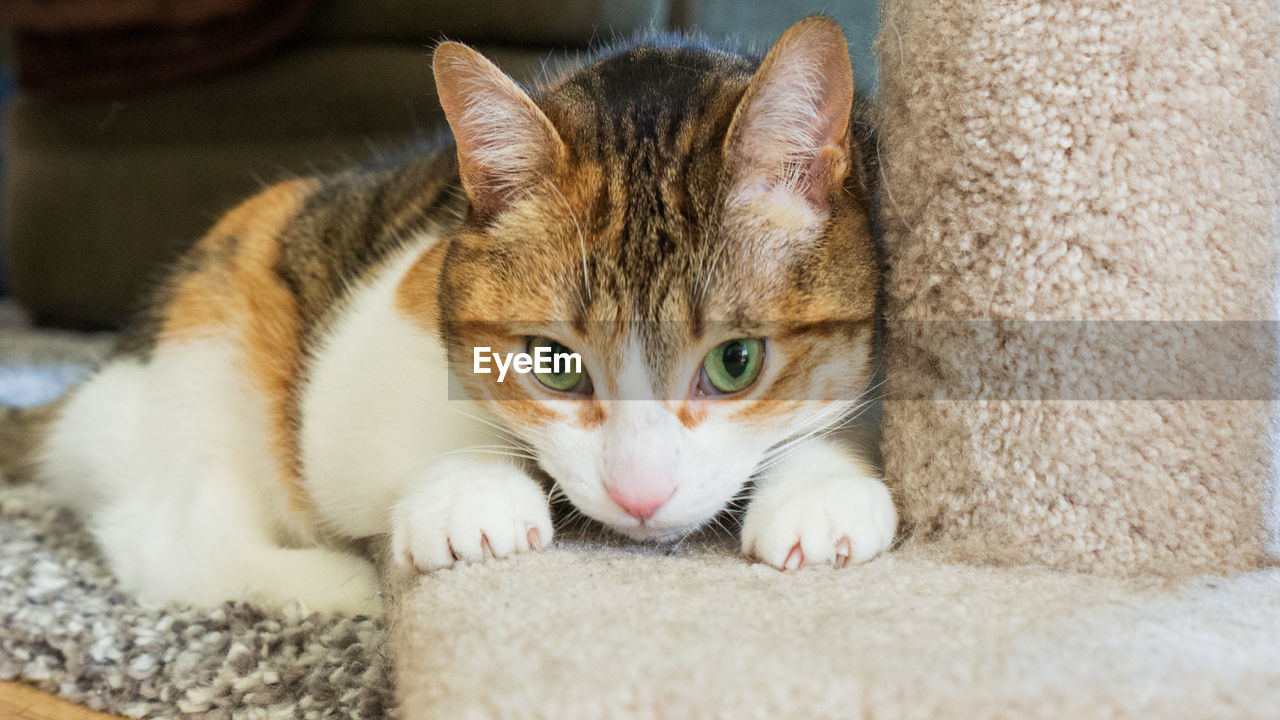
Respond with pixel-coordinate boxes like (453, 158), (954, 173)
(2, 0), (877, 328)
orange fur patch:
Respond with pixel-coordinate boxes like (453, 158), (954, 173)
(160, 179), (318, 518)
(395, 240), (449, 334)
(676, 403), (707, 429)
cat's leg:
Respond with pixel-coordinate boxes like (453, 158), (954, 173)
(87, 470), (383, 615)
(390, 456), (553, 572)
(741, 438), (897, 570)
(134, 541), (381, 615)
(133, 542), (381, 615)
(43, 344), (381, 614)
(223, 546), (382, 615)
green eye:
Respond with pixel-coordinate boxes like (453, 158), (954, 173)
(701, 338), (764, 394)
(528, 336), (588, 393)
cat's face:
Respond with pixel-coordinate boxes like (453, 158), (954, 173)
(434, 19), (877, 540)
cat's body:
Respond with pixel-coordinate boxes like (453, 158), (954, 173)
(1, 18), (896, 614)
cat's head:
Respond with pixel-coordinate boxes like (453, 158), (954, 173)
(433, 17), (877, 541)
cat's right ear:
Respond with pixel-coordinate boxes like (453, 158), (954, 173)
(433, 42), (566, 219)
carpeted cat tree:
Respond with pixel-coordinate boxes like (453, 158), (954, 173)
(878, 0), (1280, 574)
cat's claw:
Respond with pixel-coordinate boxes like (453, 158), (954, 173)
(741, 472), (896, 571)
(834, 536), (852, 569)
(783, 542), (804, 571)
(391, 459), (553, 574)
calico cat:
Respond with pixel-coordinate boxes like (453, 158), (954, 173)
(0, 17), (896, 614)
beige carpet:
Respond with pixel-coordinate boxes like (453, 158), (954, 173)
(877, 0), (1280, 575)
(391, 538), (1280, 719)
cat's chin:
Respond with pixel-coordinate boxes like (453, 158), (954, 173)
(606, 521), (699, 544)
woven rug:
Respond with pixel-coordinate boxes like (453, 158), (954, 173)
(0, 324), (394, 719)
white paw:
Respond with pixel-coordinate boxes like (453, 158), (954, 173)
(391, 458), (553, 573)
(742, 471), (897, 571)
(280, 551), (384, 616)
(194, 547), (382, 616)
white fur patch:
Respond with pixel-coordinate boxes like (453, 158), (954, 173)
(40, 338), (380, 614)
(299, 239), (509, 539)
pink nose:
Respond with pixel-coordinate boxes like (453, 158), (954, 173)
(607, 486), (671, 521)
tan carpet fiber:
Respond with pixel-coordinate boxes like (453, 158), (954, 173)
(391, 539), (1280, 718)
(877, 0), (1280, 573)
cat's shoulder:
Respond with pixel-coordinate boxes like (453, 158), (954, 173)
(114, 146), (462, 359)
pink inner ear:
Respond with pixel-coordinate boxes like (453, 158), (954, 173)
(728, 19), (854, 211)
(433, 42), (565, 217)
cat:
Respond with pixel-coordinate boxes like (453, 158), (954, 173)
(0, 16), (896, 615)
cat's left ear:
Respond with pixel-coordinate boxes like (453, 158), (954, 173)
(725, 17), (854, 215)
(433, 42), (566, 219)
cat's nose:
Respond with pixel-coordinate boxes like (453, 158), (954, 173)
(606, 485), (672, 521)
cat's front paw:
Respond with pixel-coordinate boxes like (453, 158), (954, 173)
(741, 470), (897, 571)
(391, 458), (553, 573)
